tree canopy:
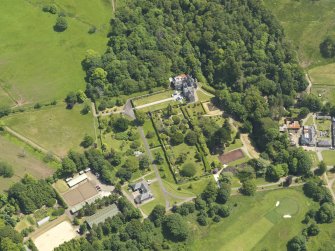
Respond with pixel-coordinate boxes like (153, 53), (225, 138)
(83, 0), (306, 101)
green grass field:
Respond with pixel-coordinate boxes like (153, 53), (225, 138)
(2, 104), (96, 157)
(263, 0), (335, 68)
(322, 150), (335, 166)
(306, 151), (319, 168)
(0, 134), (54, 192)
(310, 63), (335, 104)
(133, 90), (174, 107)
(142, 119), (160, 148)
(307, 222), (335, 250)
(190, 188), (318, 251)
(196, 89), (213, 102)
(0, 0), (111, 106)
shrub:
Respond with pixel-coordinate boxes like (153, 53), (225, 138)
(0, 161), (14, 178)
(197, 215), (207, 226)
(81, 135), (94, 148)
(184, 131), (198, 145)
(217, 205), (230, 218)
(46, 198), (56, 207)
(146, 131), (155, 139)
(54, 17), (68, 32)
(170, 132), (184, 145)
(172, 116), (180, 125)
(42, 4), (57, 14)
(113, 117), (129, 132)
(34, 103), (42, 109)
(180, 163), (196, 177)
(88, 26), (97, 34)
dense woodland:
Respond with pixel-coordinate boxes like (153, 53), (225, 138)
(83, 0), (307, 99)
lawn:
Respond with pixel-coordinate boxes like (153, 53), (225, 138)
(304, 115), (314, 126)
(138, 100), (181, 113)
(142, 119), (160, 148)
(190, 188), (318, 251)
(263, 0), (335, 68)
(3, 103), (96, 157)
(225, 139), (243, 152)
(53, 180), (69, 194)
(139, 181), (166, 216)
(316, 119), (331, 132)
(0, 89), (14, 107)
(133, 90), (174, 107)
(151, 148), (175, 183)
(306, 151), (319, 168)
(322, 150), (335, 166)
(196, 89), (213, 102)
(0, 0), (111, 106)
(0, 134), (54, 192)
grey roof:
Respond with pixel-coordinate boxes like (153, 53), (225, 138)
(86, 204), (120, 229)
(132, 181), (149, 193)
(316, 114), (331, 120)
(317, 141), (332, 147)
(132, 181), (153, 204)
(134, 192), (152, 204)
(300, 126), (316, 146)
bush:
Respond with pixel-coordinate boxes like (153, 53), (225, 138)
(52, 207), (65, 216)
(81, 135), (94, 148)
(172, 116), (180, 125)
(213, 215), (221, 223)
(184, 131), (198, 145)
(146, 131), (155, 139)
(197, 215), (207, 226)
(54, 17), (68, 32)
(46, 198), (56, 207)
(34, 103), (42, 109)
(42, 4), (57, 14)
(113, 117), (129, 132)
(217, 205), (230, 218)
(307, 223), (320, 236)
(0, 106), (11, 118)
(170, 132), (184, 145)
(0, 161), (14, 178)
(180, 163), (196, 177)
(88, 26), (97, 34)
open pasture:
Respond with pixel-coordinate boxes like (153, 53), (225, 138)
(0, 0), (111, 106)
(3, 104), (96, 157)
(263, 0), (335, 68)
